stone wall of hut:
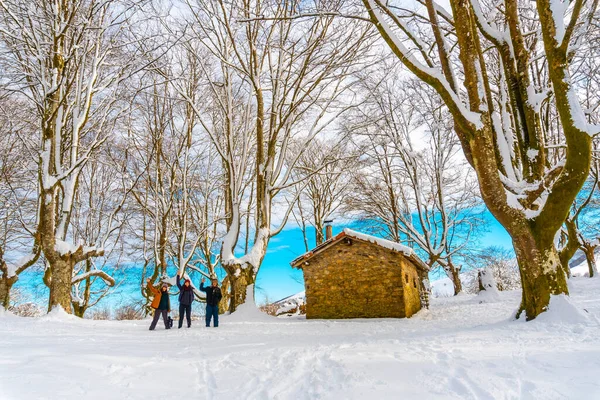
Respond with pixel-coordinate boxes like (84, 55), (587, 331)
(300, 238), (422, 319)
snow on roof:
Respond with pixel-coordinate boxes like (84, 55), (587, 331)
(342, 229), (414, 256)
(290, 228), (427, 271)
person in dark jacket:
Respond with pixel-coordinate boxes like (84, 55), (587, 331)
(176, 274), (194, 329)
(147, 279), (171, 331)
(200, 278), (222, 327)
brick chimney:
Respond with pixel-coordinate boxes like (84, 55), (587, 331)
(325, 219), (333, 240)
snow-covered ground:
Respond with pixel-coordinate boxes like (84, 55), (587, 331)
(2, 279), (600, 400)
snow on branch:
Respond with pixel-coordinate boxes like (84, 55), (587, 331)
(55, 240), (105, 264)
(363, 0), (484, 131)
(3, 252), (39, 279)
(500, 161), (566, 219)
(566, 87), (600, 137)
(71, 269), (115, 287)
(227, 228), (271, 273)
(549, 0), (570, 45)
(238, 12), (371, 23)
(470, 0), (511, 49)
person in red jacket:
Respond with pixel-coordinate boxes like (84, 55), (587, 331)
(146, 279), (171, 330)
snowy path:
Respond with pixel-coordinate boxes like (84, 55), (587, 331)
(1, 279), (600, 400)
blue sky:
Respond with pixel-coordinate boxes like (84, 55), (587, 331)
(254, 209), (513, 303)
(15, 209), (513, 309)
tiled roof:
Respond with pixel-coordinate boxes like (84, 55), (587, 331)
(290, 228), (428, 272)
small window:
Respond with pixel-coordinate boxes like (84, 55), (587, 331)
(405, 273), (409, 283)
(413, 278), (417, 289)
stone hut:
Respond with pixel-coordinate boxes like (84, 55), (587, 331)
(290, 228), (428, 319)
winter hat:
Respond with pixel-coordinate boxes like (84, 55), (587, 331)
(161, 283), (168, 289)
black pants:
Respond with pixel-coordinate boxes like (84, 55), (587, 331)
(149, 309), (169, 330)
(179, 304), (192, 328)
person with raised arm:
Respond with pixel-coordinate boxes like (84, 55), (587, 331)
(145, 279), (171, 331)
(176, 274), (194, 328)
(199, 277), (222, 327)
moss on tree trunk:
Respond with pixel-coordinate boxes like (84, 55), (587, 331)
(48, 258), (75, 313)
(0, 276), (17, 310)
(222, 266), (255, 313)
(513, 237), (568, 320)
(362, 0), (594, 322)
(39, 189), (75, 313)
(72, 302), (86, 318)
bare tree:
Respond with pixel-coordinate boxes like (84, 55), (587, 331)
(557, 164), (599, 278)
(362, 0), (600, 319)
(0, 96), (40, 308)
(69, 143), (134, 317)
(464, 247), (521, 293)
(347, 70), (482, 295)
(291, 138), (359, 248)
(557, 26), (600, 278)
(127, 77), (196, 310)
(0, 0), (146, 312)
(176, 0), (371, 311)
(126, 58), (224, 311)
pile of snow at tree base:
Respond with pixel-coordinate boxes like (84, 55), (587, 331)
(2, 280), (600, 400)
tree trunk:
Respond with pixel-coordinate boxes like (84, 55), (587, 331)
(443, 259), (462, 295)
(222, 266), (255, 313)
(477, 271), (485, 292)
(315, 224), (324, 246)
(418, 270), (430, 309)
(465, 117), (574, 321)
(582, 244), (598, 278)
(48, 258), (75, 313)
(72, 302), (86, 318)
(561, 255), (573, 279)
(39, 189), (76, 313)
(448, 264), (462, 295)
(38, 187), (67, 312)
(73, 259), (92, 318)
(219, 278), (230, 315)
(513, 238), (568, 320)
(0, 275), (17, 310)
(363, 0), (592, 322)
(558, 219), (579, 279)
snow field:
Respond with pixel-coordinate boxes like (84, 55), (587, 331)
(1, 278), (600, 399)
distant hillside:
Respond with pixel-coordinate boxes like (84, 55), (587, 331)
(570, 250), (599, 277)
(272, 291), (306, 316)
(569, 247), (600, 269)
